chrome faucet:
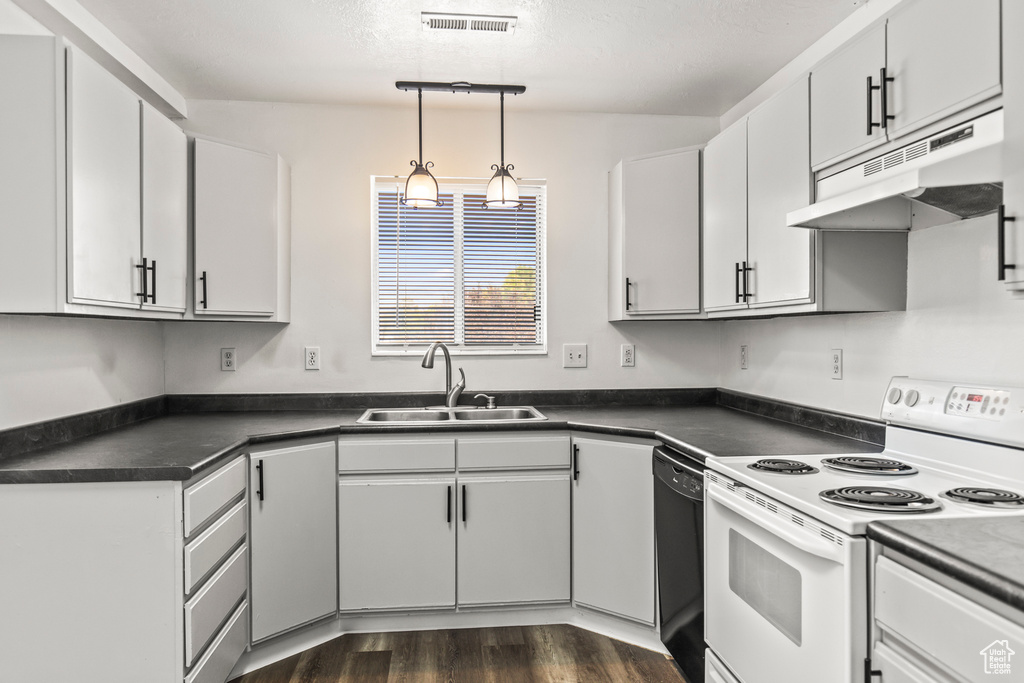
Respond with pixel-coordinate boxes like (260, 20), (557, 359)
(421, 342), (466, 408)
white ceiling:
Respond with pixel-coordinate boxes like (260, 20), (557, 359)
(75, 0), (864, 116)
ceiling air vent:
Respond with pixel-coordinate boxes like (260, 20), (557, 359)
(422, 12), (517, 35)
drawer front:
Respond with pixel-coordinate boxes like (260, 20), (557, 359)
(186, 601), (248, 683)
(184, 457), (246, 538)
(184, 499), (246, 594)
(875, 556), (1024, 680)
(458, 435), (570, 470)
(185, 543), (247, 667)
(338, 437), (455, 472)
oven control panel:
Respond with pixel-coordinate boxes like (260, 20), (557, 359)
(881, 377), (1024, 447)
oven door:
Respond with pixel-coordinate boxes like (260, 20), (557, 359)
(705, 476), (867, 683)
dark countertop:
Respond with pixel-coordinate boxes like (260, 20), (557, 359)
(0, 403), (883, 484)
(868, 518), (1024, 613)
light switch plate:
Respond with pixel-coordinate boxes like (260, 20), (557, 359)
(563, 343), (588, 368)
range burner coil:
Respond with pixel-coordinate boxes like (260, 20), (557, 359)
(819, 486), (940, 513)
(821, 456), (918, 476)
(747, 459), (819, 475)
(940, 487), (1024, 508)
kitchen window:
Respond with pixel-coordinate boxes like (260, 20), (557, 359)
(371, 177), (547, 356)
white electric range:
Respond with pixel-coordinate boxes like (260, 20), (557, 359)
(702, 377), (1024, 683)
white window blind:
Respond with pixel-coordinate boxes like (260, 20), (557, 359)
(372, 178), (546, 355)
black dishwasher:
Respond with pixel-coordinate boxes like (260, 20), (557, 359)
(653, 446), (705, 683)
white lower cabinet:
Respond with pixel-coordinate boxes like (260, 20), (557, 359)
(249, 440), (338, 642)
(571, 434), (656, 625)
(457, 474), (571, 606)
(337, 433), (571, 612)
(339, 476), (456, 611)
(0, 456), (248, 683)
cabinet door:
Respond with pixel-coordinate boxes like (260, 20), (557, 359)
(141, 102), (187, 312)
(747, 77), (814, 308)
(621, 150), (701, 315)
(67, 46), (141, 308)
(809, 22), (886, 169)
(702, 120), (749, 312)
(572, 437), (654, 624)
(1004, 0), (1024, 290)
(194, 138), (277, 317)
(338, 477), (455, 611)
(249, 442), (337, 642)
(886, 0), (1001, 141)
(457, 475), (570, 606)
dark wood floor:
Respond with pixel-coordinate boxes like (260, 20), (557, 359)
(231, 624), (689, 683)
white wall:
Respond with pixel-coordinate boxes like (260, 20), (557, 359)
(0, 315), (165, 430)
(162, 101), (722, 395)
(719, 215), (1024, 418)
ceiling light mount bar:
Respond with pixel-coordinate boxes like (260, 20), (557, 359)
(396, 81), (526, 95)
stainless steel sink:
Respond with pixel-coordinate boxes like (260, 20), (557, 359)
(356, 406), (546, 424)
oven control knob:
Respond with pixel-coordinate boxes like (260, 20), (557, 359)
(887, 387), (903, 404)
(904, 389), (920, 407)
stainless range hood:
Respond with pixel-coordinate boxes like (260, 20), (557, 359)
(788, 109), (1003, 230)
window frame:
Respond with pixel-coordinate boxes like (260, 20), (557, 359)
(370, 175), (548, 357)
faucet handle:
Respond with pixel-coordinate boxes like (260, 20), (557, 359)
(447, 368), (466, 408)
(474, 393), (496, 409)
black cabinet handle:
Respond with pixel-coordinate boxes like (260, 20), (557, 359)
(734, 262), (742, 303)
(447, 485), (452, 524)
(625, 278), (632, 310)
(255, 460), (264, 501)
(999, 205), (1017, 281)
(740, 261), (753, 302)
(199, 271), (208, 309)
(462, 484), (467, 523)
(866, 75), (877, 135)
(573, 444), (580, 481)
(879, 67), (895, 130)
(149, 260), (157, 304)
(136, 257), (149, 303)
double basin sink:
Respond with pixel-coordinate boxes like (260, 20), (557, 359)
(357, 406), (546, 424)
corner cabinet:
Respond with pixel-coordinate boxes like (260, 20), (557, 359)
(571, 434), (656, 625)
(703, 76), (908, 317)
(0, 37), (187, 317)
(0, 456), (249, 683)
(193, 138), (291, 322)
(608, 147), (702, 320)
(249, 440), (337, 642)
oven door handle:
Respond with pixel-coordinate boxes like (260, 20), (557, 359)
(707, 486), (845, 564)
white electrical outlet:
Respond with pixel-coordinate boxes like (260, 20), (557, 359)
(621, 344), (635, 367)
(831, 349), (843, 380)
(220, 348), (236, 372)
(563, 343), (588, 368)
(740, 344), (749, 370)
(305, 346), (320, 370)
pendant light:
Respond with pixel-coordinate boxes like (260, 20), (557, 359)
(483, 91), (522, 209)
(402, 88), (442, 208)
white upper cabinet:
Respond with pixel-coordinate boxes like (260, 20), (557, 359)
(810, 23), (886, 169)
(1002, 0), (1024, 291)
(194, 138), (288, 320)
(702, 119), (749, 312)
(886, 0), (1001, 140)
(810, 0), (1001, 171)
(67, 45), (142, 308)
(141, 102), (187, 312)
(608, 147), (701, 320)
(746, 77), (813, 308)
(0, 37), (187, 318)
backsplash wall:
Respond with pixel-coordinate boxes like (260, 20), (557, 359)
(718, 215), (1024, 419)
(162, 101), (723, 396)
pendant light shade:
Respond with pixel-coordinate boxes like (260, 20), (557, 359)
(483, 91), (522, 209)
(402, 88), (442, 208)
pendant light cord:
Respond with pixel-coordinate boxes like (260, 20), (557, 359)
(418, 88), (424, 165)
(500, 91), (505, 168)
